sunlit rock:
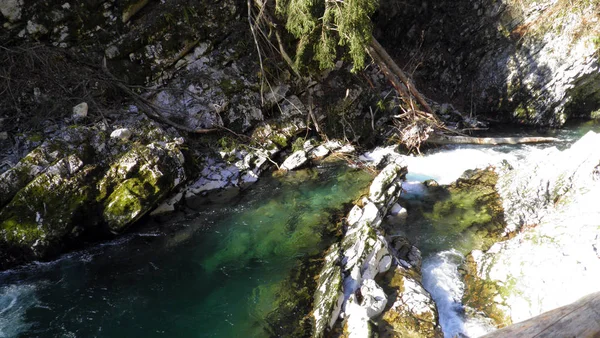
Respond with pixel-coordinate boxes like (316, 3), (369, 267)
(110, 128), (132, 140)
(0, 0), (22, 22)
(281, 150), (308, 171)
(466, 131), (600, 325)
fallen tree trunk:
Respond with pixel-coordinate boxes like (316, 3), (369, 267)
(368, 37), (434, 116)
(427, 134), (561, 145)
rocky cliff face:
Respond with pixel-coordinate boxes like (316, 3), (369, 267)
(376, 0), (600, 126)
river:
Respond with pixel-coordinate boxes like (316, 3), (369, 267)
(0, 165), (373, 338)
(1, 121), (598, 338)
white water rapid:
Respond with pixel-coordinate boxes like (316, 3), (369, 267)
(363, 138), (578, 337)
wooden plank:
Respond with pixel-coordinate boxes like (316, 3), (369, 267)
(483, 292), (600, 338)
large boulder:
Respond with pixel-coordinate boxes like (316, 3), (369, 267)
(0, 119), (186, 269)
(464, 131), (600, 325)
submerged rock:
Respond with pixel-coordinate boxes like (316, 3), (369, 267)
(465, 131), (600, 326)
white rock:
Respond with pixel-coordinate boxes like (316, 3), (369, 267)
(346, 205), (363, 227)
(389, 203), (405, 216)
(359, 201), (380, 225)
(472, 132), (600, 323)
(309, 144), (330, 159)
(344, 294), (372, 338)
(302, 140), (315, 152)
(324, 140), (343, 151)
(378, 254), (392, 273)
(336, 144), (355, 154)
(0, 132), (7, 140)
(313, 243), (345, 337)
(359, 145), (400, 167)
(72, 102), (88, 120)
(369, 162), (404, 204)
(0, 0), (23, 22)
(360, 279), (388, 318)
(281, 150), (307, 171)
(110, 128), (132, 140)
(26, 20), (47, 35)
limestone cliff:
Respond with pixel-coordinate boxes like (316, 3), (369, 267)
(376, 0), (600, 126)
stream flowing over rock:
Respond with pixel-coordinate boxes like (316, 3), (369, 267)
(465, 131), (600, 325)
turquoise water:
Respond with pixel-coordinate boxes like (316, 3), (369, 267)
(0, 165), (372, 338)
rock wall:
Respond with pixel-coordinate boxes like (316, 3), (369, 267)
(376, 0), (600, 126)
(465, 131), (600, 325)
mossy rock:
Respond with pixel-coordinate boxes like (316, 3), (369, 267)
(377, 266), (443, 338)
(461, 253), (512, 328)
(0, 140), (71, 207)
(0, 155), (97, 267)
(99, 143), (186, 233)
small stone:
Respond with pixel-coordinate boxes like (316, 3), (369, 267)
(378, 255), (392, 273)
(0, 0), (23, 22)
(303, 140), (315, 152)
(105, 45), (119, 59)
(360, 279), (388, 318)
(281, 150), (308, 171)
(309, 145), (330, 159)
(110, 128), (132, 140)
(0, 131), (8, 140)
(72, 102), (88, 120)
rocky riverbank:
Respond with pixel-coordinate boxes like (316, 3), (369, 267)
(464, 131), (600, 326)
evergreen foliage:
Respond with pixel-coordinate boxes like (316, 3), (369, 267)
(275, 0), (379, 72)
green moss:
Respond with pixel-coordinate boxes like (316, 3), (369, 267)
(291, 137), (307, 152)
(513, 103), (537, 123)
(415, 168), (506, 254)
(0, 164), (94, 251)
(461, 254), (512, 328)
(122, 0), (150, 23)
(270, 133), (289, 148)
(27, 133), (45, 143)
(103, 175), (160, 232)
(100, 144), (179, 233)
(377, 267), (442, 337)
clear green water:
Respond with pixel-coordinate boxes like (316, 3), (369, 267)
(0, 165), (372, 338)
